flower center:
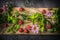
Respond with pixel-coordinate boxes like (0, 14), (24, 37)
(34, 27), (36, 30)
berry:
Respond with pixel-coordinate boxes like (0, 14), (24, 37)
(27, 25), (32, 30)
(0, 8), (3, 13)
(19, 7), (24, 12)
(46, 25), (52, 29)
(19, 28), (24, 32)
(24, 29), (29, 33)
(18, 20), (23, 25)
(2, 23), (8, 28)
(41, 9), (46, 14)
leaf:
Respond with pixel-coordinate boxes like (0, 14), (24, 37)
(5, 25), (13, 32)
(34, 13), (39, 18)
(15, 24), (20, 31)
(8, 15), (11, 22)
(39, 16), (45, 32)
(40, 26), (44, 32)
(29, 14), (34, 20)
(12, 18), (18, 24)
(33, 18), (38, 24)
(10, 16), (14, 20)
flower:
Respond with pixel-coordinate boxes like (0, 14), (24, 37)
(52, 20), (56, 24)
(31, 24), (39, 34)
(45, 11), (53, 17)
(2, 5), (8, 12)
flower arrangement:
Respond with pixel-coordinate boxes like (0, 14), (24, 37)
(0, 3), (60, 34)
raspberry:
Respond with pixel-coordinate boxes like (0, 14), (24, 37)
(27, 25), (32, 30)
(19, 7), (24, 12)
(0, 8), (3, 13)
(41, 9), (46, 14)
(46, 25), (52, 29)
(2, 23), (8, 28)
(24, 29), (29, 33)
(19, 28), (24, 32)
(18, 20), (23, 25)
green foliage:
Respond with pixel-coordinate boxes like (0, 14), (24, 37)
(12, 18), (18, 24)
(54, 8), (60, 32)
(29, 12), (43, 24)
(5, 25), (14, 32)
(39, 16), (45, 32)
(15, 24), (21, 31)
(0, 14), (8, 23)
(19, 14), (29, 20)
(29, 12), (45, 32)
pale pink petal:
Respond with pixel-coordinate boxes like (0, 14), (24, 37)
(31, 24), (40, 34)
(34, 24), (37, 27)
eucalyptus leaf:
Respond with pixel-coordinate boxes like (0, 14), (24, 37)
(15, 24), (20, 31)
(29, 14), (34, 20)
(12, 18), (18, 24)
(39, 16), (45, 32)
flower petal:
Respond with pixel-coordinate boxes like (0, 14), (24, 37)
(36, 30), (39, 34)
(34, 24), (37, 27)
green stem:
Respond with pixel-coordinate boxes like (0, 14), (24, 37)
(39, 15), (45, 32)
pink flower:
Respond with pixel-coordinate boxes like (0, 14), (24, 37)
(52, 20), (56, 24)
(31, 24), (39, 34)
(2, 5), (8, 12)
(45, 11), (53, 17)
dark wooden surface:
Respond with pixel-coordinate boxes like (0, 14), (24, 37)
(0, 0), (60, 40)
(0, 35), (60, 40)
(0, 0), (60, 7)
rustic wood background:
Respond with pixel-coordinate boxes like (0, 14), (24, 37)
(0, 0), (60, 7)
(0, 0), (60, 40)
(0, 35), (60, 40)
